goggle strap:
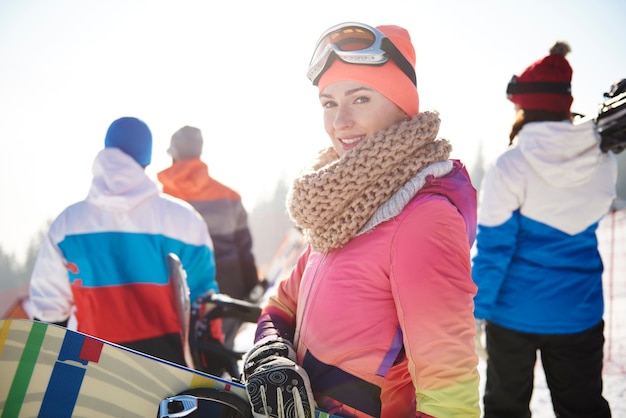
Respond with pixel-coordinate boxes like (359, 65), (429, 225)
(381, 38), (417, 86)
(507, 81), (571, 96)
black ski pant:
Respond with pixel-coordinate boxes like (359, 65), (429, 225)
(483, 320), (611, 418)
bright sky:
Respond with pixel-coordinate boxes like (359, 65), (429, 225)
(1, 0), (625, 262)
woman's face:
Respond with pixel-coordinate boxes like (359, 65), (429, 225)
(320, 80), (407, 156)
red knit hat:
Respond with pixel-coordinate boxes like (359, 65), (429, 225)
(507, 41), (573, 113)
(317, 25), (419, 117)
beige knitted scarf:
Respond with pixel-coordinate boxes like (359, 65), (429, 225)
(287, 110), (451, 252)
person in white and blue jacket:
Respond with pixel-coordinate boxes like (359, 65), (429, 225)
(28, 117), (218, 367)
(472, 42), (616, 417)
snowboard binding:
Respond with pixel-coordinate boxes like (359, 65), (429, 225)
(158, 388), (252, 418)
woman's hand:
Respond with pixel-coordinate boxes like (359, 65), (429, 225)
(242, 339), (315, 418)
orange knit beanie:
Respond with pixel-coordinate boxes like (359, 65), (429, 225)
(317, 25), (419, 117)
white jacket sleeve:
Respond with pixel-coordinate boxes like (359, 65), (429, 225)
(28, 225), (74, 324)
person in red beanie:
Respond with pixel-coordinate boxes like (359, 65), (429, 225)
(242, 22), (480, 417)
(472, 42), (615, 417)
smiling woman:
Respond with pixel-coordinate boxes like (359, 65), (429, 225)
(241, 21), (480, 418)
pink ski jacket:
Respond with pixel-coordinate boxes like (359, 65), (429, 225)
(256, 160), (480, 417)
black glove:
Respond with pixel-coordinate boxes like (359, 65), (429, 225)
(242, 339), (315, 418)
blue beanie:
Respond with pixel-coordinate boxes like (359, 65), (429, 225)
(104, 117), (152, 167)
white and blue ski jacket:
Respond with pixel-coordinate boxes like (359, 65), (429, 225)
(472, 119), (617, 334)
(29, 148), (218, 348)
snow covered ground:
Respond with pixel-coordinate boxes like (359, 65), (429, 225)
(235, 209), (626, 416)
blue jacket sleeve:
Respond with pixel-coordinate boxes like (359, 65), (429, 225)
(472, 211), (520, 320)
(180, 244), (218, 302)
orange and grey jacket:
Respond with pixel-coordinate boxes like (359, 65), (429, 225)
(158, 158), (258, 300)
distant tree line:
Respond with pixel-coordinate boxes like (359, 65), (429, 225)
(0, 235), (40, 292)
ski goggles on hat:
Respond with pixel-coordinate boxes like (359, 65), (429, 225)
(506, 75), (571, 98)
(307, 22), (417, 87)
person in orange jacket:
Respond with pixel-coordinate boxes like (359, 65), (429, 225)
(158, 126), (264, 351)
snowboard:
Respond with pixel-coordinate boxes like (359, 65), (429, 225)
(0, 319), (340, 418)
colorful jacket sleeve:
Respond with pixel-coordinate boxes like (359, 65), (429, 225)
(393, 195), (480, 417)
(28, 223), (75, 323)
(159, 195), (219, 303)
(178, 241), (218, 303)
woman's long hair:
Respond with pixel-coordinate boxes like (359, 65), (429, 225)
(509, 109), (572, 146)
